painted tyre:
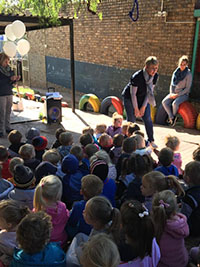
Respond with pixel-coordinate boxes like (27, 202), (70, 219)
(155, 101), (197, 129)
(196, 114), (200, 130)
(62, 102), (68, 107)
(100, 96), (123, 115)
(178, 102), (197, 129)
(79, 94), (101, 113)
(150, 105), (157, 123)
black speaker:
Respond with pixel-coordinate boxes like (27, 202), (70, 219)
(46, 98), (62, 124)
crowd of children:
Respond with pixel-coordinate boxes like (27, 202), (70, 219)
(0, 112), (200, 266)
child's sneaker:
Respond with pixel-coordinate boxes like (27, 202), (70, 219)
(150, 141), (158, 149)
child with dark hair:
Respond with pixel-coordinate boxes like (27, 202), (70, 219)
(66, 174), (103, 238)
(117, 153), (153, 204)
(90, 158), (116, 207)
(82, 126), (98, 145)
(0, 200), (30, 266)
(58, 132), (73, 159)
(152, 190), (189, 267)
(141, 171), (184, 211)
(120, 200), (160, 266)
(193, 146), (200, 161)
(70, 145), (90, 176)
(8, 130), (25, 155)
(83, 144), (99, 169)
(52, 127), (66, 149)
(66, 196), (121, 266)
(0, 145), (12, 179)
(0, 164), (13, 200)
(109, 133), (124, 165)
(106, 112), (123, 138)
(8, 164), (36, 210)
(11, 211), (66, 266)
(127, 122), (140, 137)
(18, 144), (40, 173)
(155, 147), (179, 177)
(181, 160), (200, 236)
(116, 136), (137, 178)
(79, 133), (93, 148)
(31, 135), (48, 162)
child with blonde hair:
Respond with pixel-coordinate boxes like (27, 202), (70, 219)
(80, 233), (120, 267)
(0, 200), (30, 266)
(120, 200), (160, 266)
(165, 135), (182, 175)
(134, 134), (152, 156)
(33, 175), (69, 246)
(152, 190), (189, 267)
(58, 132), (73, 159)
(18, 144), (40, 173)
(106, 112), (123, 138)
(95, 123), (107, 140)
(141, 171), (184, 211)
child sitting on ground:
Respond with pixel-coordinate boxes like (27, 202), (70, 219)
(18, 144), (40, 173)
(58, 132), (73, 160)
(7, 130), (25, 155)
(66, 196), (121, 266)
(42, 149), (64, 178)
(116, 136), (137, 178)
(134, 134), (152, 156)
(70, 145), (90, 176)
(121, 121), (130, 138)
(94, 123), (107, 140)
(165, 135), (183, 176)
(83, 144), (99, 169)
(155, 147), (179, 177)
(32, 135), (48, 162)
(120, 200), (161, 266)
(98, 133), (113, 153)
(91, 150), (117, 180)
(109, 133), (124, 165)
(80, 233), (120, 267)
(82, 126), (98, 145)
(181, 160), (200, 236)
(90, 158), (116, 207)
(141, 171), (184, 211)
(66, 174), (103, 238)
(33, 175), (69, 247)
(127, 122), (140, 137)
(106, 112), (123, 138)
(0, 146), (12, 179)
(8, 164), (35, 210)
(7, 157), (24, 184)
(0, 165), (13, 200)
(152, 190), (189, 267)
(11, 211), (66, 266)
(79, 133), (93, 148)
(192, 145), (200, 161)
(0, 200), (30, 267)
(52, 127), (66, 149)
(25, 127), (40, 144)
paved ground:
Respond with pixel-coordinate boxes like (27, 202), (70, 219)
(0, 87), (199, 169)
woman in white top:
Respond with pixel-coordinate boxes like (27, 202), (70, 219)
(162, 55), (192, 126)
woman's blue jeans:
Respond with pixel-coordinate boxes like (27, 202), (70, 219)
(162, 94), (188, 119)
(123, 97), (154, 142)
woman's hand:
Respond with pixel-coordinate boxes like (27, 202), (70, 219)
(139, 106), (146, 117)
(10, 75), (21, 82)
(134, 107), (140, 117)
(169, 93), (178, 99)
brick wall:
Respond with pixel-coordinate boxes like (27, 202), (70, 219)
(27, 0), (198, 104)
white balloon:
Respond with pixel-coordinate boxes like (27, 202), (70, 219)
(12, 20), (26, 39)
(3, 41), (17, 57)
(17, 39), (30, 56)
(5, 24), (16, 41)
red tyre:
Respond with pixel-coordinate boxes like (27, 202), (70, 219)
(178, 102), (197, 129)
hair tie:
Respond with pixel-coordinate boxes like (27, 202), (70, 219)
(138, 211), (149, 218)
(41, 183), (44, 188)
(128, 202), (134, 208)
(159, 199), (170, 208)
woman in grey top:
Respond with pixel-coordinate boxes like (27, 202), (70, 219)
(162, 55), (192, 126)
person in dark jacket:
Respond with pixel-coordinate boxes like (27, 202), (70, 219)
(0, 53), (20, 137)
(122, 56), (158, 147)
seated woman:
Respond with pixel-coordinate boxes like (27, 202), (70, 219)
(162, 55), (192, 126)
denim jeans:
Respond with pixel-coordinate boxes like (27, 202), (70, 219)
(123, 97), (154, 142)
(162, 94), (188, 119)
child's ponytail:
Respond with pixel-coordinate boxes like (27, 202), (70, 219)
(33, 183), (45, 211)
(108, 208), (121, 243)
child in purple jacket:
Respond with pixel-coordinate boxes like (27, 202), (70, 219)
(106, 112), (123, 138)
(152, 190), (189, 267)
